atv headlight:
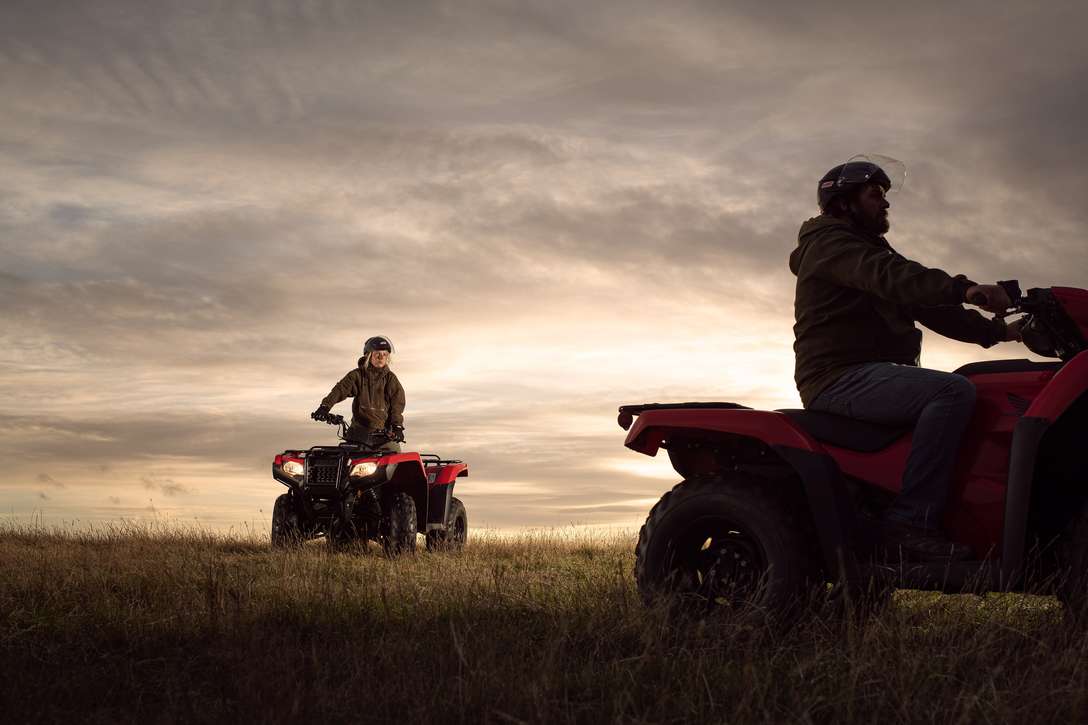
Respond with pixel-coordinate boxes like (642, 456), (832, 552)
(283, 460), (304, 478)
(349, 461), (378, 478)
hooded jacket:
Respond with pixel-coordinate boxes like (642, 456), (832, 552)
(320, 357), (405, 435)
(790, 215), (1006, 407)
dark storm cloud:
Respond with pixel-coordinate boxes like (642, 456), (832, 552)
(1, 0), (1085, 527)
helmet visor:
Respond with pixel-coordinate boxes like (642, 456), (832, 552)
(838, 154), (907, 193)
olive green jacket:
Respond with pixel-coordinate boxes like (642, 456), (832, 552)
(790, 215), (1006, 407)
(320, 358), (405, 436)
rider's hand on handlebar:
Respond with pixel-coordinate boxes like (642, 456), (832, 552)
(1004, 317), (1026, 342)
(311, 404), (331, 422)
(389, 424), (405, 442)
(966, 284), (1013, 315)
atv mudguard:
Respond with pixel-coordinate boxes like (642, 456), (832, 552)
(1003, 350), (1088, 583)
(425, 462), (468, 532)
(363, 453), (430, 533)
(1024, 350), (1088, 422)
(624, 407), (858, 582)
(369, 454), (469, 533)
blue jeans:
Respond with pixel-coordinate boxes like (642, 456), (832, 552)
(808, 363), (976, 529)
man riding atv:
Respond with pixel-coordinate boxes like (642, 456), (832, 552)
(311, 335), (405, 451)
(792, 156), (1025, 561)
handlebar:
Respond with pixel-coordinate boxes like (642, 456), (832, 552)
(965, 279), (1022, 315)
(998, 280), (1022, 306)
(314, 413), (404, 445)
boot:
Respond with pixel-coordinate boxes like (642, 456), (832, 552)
(881, 520), (973, 562)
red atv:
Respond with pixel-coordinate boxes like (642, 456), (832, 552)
(271, 416), (469, 556)
(619, 285), (1088, 617)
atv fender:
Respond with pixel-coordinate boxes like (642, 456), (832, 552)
(425, 463), (469, 530)
(1003, 353), (1088, 584)
(380, 453), (430, 533)
(1024, 350), (1088, 422)
(625, 408), (859, 582)
(624, 408), (818, 456)
(430, 462), (468, 485)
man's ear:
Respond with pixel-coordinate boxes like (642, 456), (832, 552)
(830, 196), (851, 218)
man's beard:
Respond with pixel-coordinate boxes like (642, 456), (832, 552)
(850, 206), (890, 236)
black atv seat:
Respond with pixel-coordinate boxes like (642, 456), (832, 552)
(953, 359), (1063, 376)
(777, 409), (911, 453)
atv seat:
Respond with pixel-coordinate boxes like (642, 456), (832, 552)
(777, 409), (911, 453)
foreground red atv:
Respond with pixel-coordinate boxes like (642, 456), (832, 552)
(271, 416), (469, 556)
(620, 285), (1088, 617)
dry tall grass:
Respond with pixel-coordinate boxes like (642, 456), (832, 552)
(2, 522), (1087, 724)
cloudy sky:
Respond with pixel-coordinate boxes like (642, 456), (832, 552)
(2, 0), (1086, 533)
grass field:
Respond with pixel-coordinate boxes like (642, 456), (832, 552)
(3, 523), (1088, 724)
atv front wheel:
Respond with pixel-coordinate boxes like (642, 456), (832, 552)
(271, 493), (303, 548)
(427, 497), (468, 552)
(634, 475), (812, 620)
(383, 492), (418, 557)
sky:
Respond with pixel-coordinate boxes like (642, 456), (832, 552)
(2, 0), (1086, 533)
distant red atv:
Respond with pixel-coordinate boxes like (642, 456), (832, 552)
(271, 416), (469, 556)
(619, 285), (1088, 617)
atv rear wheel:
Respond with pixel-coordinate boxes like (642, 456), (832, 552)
(383, 492), (418, 558)
(271, 493), (303, 548)
(634, 475), (812, 620)
(427, 497), (468, 552)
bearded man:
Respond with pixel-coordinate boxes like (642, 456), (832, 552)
(790, 158), (1024, 560)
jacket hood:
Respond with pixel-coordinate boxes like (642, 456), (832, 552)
(790, 215), (882, 276)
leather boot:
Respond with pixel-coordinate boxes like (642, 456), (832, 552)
(881, 521), (973, 562)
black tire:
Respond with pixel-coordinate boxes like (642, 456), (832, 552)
(427, 497), (468, 552)
(271, 493), (303, 548)
(383, 492), (418, 558)
(634, 475), (813, 620)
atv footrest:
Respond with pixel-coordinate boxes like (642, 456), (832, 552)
(857, 560), (1005, 594)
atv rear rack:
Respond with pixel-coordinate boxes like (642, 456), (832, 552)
(617, 402), (750, 430)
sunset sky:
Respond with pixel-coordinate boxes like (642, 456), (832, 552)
(2, 1), (1086, 532)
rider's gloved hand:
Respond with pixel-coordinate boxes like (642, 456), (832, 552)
(966, 284), (1013, 315)
(1004, 317), (1026, 342)
(390, 424), (405, 442)
(311, 404), (331, 422)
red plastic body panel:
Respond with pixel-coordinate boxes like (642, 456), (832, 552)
(427, 462), (468, 486)
(1024, 350), (1088, 422)
(624, 360), (1077, 559)
(345, 452), (428, 486)
(1053, 287), (1088, 341)
(278, 450), (468, 491)
(625, 408), (823, 456)
(822, 367), (1059, 556)
(379, 452), (424, 467)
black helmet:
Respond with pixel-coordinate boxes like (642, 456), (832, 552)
(363, 335), (395, 355)
(818, 157), (895, 213)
